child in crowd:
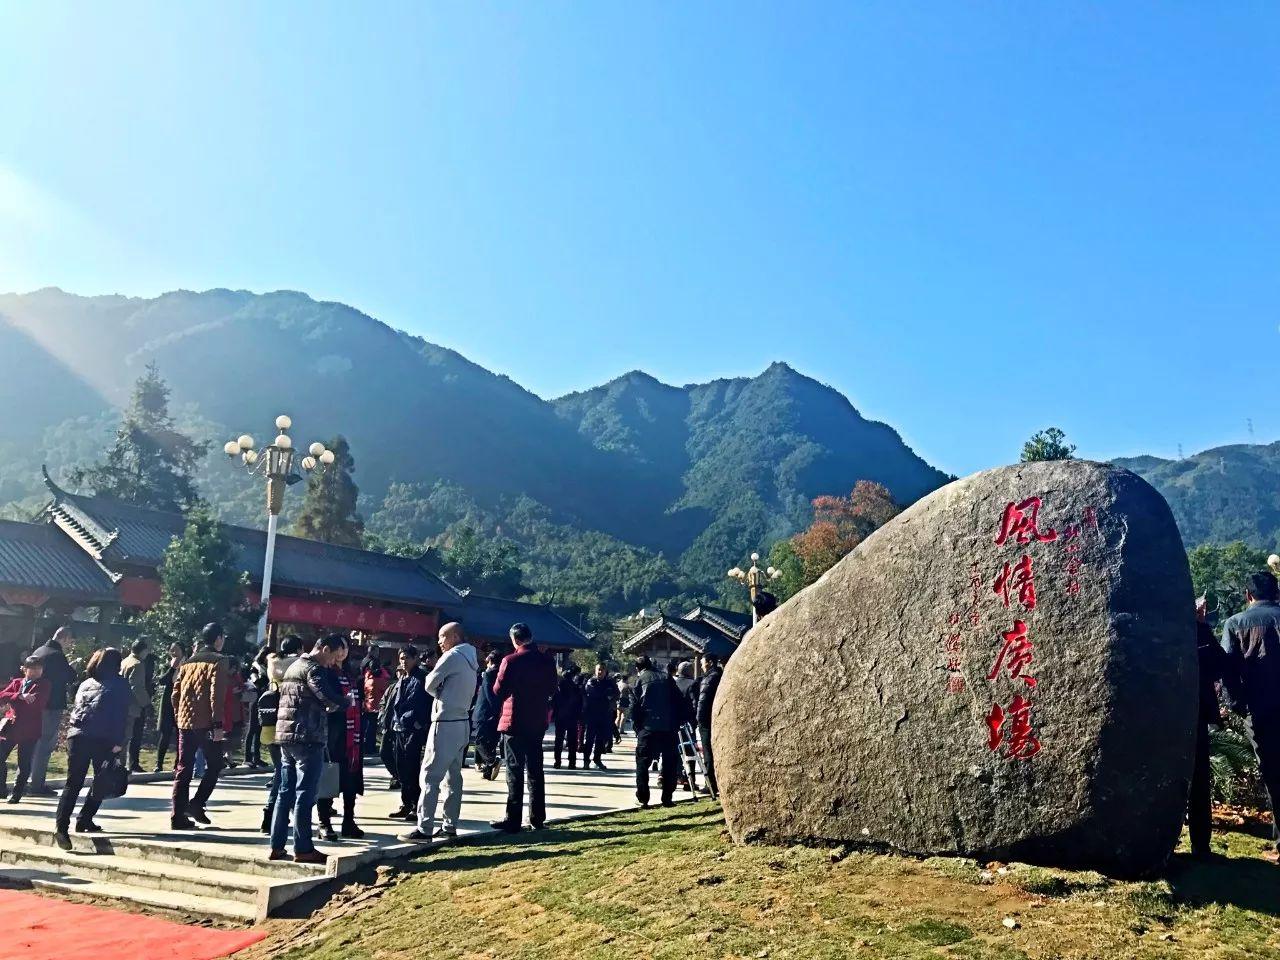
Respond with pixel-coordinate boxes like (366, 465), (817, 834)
(0, 655), (52, 803)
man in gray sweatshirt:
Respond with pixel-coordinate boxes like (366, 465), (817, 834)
(400, 622), (479, 842)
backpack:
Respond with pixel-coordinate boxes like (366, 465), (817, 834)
(257, 687), (280, 730)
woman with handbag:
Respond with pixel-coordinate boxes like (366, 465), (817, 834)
(316, 641), (365, 841)
(54, 647), (131, 849)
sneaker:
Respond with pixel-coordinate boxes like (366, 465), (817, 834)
(188, 807), (212, 825)
(433, 826), (457, 838)
(170, 817), (197, 830)
(388, 808), (416, 821)
(488, 819), (523, 833)
(398, 828), (432, 842)
(54, 830), (72, 851)
(268, 849), (290, 861)
(4, 794), (19, 805)
(294, 850), (327, 865)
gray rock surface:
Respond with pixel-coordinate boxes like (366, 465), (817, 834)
(713, 460), (1197, 875)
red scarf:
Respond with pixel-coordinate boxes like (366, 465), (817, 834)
(337, 673), (360, 769)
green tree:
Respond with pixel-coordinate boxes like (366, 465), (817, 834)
(69, 362), (207, 511)
(292, 435), (364, 548)
(435, 526), (525, 598)
(1020, 427), (1077, 463)
(1188, 540), (1272, 618)
(766, 539), (806, 602)
(141, 504), (258, 652)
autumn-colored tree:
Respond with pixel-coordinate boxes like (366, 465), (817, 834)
(789, 481), (899, 587)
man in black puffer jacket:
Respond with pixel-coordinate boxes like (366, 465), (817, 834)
(696, 654), (723, 796)
(269, 635), (346, 864)
(630, 655), (688, 808)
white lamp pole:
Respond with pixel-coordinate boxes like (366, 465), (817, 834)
(727, 552), (782, 626)
(224, 415), (333, 647)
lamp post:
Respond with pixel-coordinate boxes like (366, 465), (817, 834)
(223, 415), (333, 646)
(727, 552), (781, 626)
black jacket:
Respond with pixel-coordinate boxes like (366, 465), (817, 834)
(582, 675), (617, 723)
(552, 673), (585, 723)
(1196, 621), (1224, 727)
(275, 654), (346, 746)
(631, 668), (688, 734)
(473, 665), (501, 736)
(1222, 601), (1280, 720)
(29, 641), (76, 711)
(388, 667), (430, 735)
(696, 666), (722, 728)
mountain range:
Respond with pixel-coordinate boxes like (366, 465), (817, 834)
(0, 288), (949, 611)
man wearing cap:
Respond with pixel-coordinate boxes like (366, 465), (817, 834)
(170, 622), (229, 830)
(399, 622), (479, 842)
(489, 623), (557, 832)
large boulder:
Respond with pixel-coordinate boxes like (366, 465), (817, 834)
(713, 460), (1197, 875)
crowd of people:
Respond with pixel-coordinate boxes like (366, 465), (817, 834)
(8, 569), (1280, 867)
(0, 617), (727, 862)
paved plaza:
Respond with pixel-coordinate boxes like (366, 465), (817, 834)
(0, 735), (685, 920)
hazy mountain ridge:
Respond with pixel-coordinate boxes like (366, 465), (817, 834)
(1, 287), (949, 608)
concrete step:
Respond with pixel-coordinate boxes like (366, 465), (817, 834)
(0, 864), (259, 922)
(0, 822), (327, 881)
(0, 840), (270, 904)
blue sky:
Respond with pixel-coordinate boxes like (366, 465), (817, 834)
(1, 4), (1277, 477)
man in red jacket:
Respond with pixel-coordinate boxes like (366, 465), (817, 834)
(490, 623), (557, 833)
(0, 655), (52, 803)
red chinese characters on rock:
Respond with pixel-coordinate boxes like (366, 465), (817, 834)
(986, 620), (1036, 688)
(985, 496), (1054, 761)
(992, 554), (1036, 611)
(994, 497), (1058, 547)
(1060, 506), (1100, 595)
(985, 695), (1042, 760)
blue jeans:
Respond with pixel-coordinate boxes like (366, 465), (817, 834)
(272, 742), (324, 854)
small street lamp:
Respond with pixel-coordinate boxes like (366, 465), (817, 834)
(727, 552), (781, 626)
(223, 414), (332, 646)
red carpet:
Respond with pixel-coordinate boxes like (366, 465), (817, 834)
(0, 889), (265, 960)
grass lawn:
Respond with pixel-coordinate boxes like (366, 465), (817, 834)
(244, 803), (1280, 960)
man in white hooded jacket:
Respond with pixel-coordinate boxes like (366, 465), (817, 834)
(401, 622), (479, 842)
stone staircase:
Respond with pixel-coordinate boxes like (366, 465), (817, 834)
(0, 822), (333, 921)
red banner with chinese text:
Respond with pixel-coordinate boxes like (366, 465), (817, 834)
(267, 596), (437, 636)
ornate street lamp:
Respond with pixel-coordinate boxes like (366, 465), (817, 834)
(727, 552), (781, 626)
(223, 415), (332, 646)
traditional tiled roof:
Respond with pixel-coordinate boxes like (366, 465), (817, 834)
(621, 614), (739, 660)
(0, 519), (118, 603)
(683, 604), (751, 640)
(441, 593), (595, 651)
(42, 474), (461, 608)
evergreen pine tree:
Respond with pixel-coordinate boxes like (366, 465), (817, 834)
(142, 504), (257, 650)
(69, 361), (207, 511)
(1020, 427), (1077, 463)
(292, 435), (364, 547)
